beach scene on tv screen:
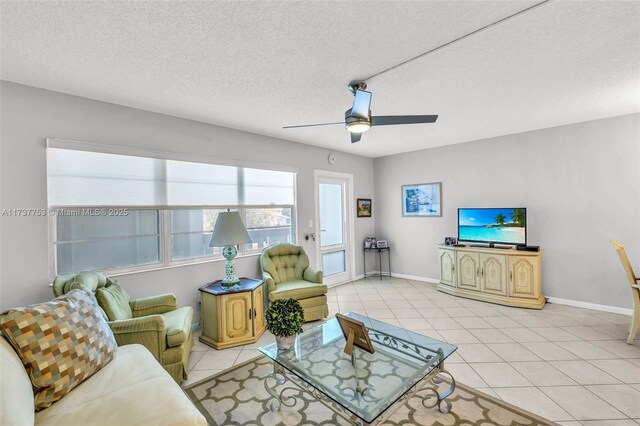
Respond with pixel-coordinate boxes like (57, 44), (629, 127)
(459, 208), (526, 244)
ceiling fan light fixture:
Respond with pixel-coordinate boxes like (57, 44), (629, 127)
(346, 121), (371, 134)
(345, 108), (371, 133)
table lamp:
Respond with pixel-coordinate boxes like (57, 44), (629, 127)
(209, 210), (252, 286)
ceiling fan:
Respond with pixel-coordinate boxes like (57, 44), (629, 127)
(283, 81), (438, 143)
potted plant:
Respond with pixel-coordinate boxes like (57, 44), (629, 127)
(266, 298), (305, 350)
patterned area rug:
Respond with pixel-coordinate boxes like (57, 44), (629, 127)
(184, 356), (557, 425)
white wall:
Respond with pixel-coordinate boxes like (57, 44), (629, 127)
(373, 114), (640, 310)
(0, 81), (375, 314)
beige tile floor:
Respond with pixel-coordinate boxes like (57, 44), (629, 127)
(183, 277), (640, 425)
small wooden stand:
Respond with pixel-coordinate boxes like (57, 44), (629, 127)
(199, 277), (266, 349)
(344, 330), (357, 356)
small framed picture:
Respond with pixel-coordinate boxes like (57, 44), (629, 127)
(357, 198), (372, 218)
(402, 182), (442, 217)
(336, 313), (375, 356)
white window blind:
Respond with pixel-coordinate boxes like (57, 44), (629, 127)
(166, 160), (239, 206)
(47, 145), (295, 207)
(47, 148), (166, 206)
(244, 168), (295, 206)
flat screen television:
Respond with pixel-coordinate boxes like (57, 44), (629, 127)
(458, 208), (527, 246)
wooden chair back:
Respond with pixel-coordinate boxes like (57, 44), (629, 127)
(611, 240), (639, 286)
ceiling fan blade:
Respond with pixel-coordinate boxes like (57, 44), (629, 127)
(282, 122), (344, 129)
(371, 115), (438, 126)
(351, 90), (372, 119)
(350, 132), (362, 143)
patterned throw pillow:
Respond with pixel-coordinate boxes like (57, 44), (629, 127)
(0, 289), (118, 410)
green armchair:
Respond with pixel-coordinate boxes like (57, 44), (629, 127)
(53, 271), (194, 383)
(260, 243), (329, 322)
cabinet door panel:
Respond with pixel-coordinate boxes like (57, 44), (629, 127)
(480, 254), (507, 295)
(509, 256), (539, 299)
(222, 293), (252, 341)
(457, 253), (480, 291)
(252, 285), (266, 336)
(439, 249), (456, 287)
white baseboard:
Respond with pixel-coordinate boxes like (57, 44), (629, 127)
(546, 297), (632, 316)
(326, 274), (365, 289)
(357, 271), (632, 317)
(351, 271), (439, 285)
(390, 273), (439, 284)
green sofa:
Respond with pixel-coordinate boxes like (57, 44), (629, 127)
(260, 243), (329, 322)
(52, 271), (194, 383)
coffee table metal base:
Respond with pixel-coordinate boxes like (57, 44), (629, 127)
(264, 360), (456, 425)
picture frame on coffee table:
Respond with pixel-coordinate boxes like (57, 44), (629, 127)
(336, 313), (375, 356)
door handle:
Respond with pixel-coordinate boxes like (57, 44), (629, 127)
(451, 265), (455, 273)
(253, 308), (257, 318)
(249, 308), (252, 319)
(481, 268), (484, 278)
(509, 271), (513, 282)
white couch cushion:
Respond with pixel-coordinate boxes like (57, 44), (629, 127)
(35, 344), (206, 426)
(1, 337), (35, 426)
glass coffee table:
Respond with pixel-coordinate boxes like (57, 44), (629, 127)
(259, 312), (458, 425)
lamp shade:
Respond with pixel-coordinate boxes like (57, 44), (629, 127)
(209, 211), (252, 247)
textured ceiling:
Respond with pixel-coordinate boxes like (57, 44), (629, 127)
(2, 1), (639, 158)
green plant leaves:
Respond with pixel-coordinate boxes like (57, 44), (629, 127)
(265, 298), (305, 337)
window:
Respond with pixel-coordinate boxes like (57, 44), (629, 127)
(55, 209), (161, 274)
(244, 208), (294, 252)
(170, 209), (224, 260)
(170, 207), (294, 261)
(46, 140), (297, 276)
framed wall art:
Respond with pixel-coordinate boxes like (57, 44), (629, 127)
(402, 182), (441, 217)
(357, 198), (372, 217)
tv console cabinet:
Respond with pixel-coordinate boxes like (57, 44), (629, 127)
(437, 244), (545, 309)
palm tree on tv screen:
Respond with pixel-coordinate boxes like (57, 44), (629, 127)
(511, 209), (525, 227)
(495, 213), (506, 225)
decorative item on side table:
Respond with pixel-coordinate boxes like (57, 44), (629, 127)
(356, 198), (372, 217)
(209, 210), (252, 286)
(364, 236), (377, 248)
(266, 298), (304, 351)
(402, 182), (442, 217)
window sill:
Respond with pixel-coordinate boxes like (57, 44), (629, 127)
(50, 252), (263, 282)
(112, 252), (263, 278)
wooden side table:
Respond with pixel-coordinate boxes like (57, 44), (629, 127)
(199, 277), (266, 350)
